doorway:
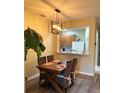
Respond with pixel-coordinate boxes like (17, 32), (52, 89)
(95, 25), (100, 73)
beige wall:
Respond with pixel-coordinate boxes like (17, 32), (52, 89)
(24, 10), (56, 79)
(55, 18), (96, 75)
(24, 9), (96, 79)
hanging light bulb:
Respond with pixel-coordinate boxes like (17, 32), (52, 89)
(51, 9), (63, 35)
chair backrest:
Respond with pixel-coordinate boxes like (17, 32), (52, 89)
(47, 55), (54, 62)
(38, 56), (46, 65)
(71, 58), (77, 73)
(64, 60), (73, 77)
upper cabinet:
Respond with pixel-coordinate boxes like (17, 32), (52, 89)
(59, 34), (76, 48)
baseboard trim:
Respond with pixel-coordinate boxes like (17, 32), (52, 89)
(26, 71), (94, 81)
(75, 71), (94, 76)
(27, 74), (40, 81)
(95, 71), (100, 74)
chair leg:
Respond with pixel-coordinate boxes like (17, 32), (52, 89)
(70, 73), (76, 87)
(65, 88), (67, 93)
(39, 73), (41, 85)
(71, 73), (75, 80)
(72, 79), (74, 85)
(70, 80), (74, 87)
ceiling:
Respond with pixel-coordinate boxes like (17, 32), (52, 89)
(24, 0), (100, 22)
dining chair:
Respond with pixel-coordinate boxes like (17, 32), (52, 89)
(38, 56), (47, 85)
(47, 55), (54, 62)
(55, 60), (73, 93)
(38, 56), (46, 65)
(70, 58), (77, 86)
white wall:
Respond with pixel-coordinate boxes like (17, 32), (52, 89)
(24, 10), (57, 79)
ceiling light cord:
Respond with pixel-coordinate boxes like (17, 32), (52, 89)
(58, 14), (59, 23)
(56, 12), (57, 23)
(55, 9), (61, 23)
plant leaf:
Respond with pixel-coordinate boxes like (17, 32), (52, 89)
(24, 27), (46, 61)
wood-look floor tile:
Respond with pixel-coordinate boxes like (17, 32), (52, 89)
(26, 74), (100, 93)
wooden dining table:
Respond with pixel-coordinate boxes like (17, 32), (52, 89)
(36, 60), (67, 93)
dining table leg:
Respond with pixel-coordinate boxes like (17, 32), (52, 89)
(44, 71), (63, 93)
(50, 79), (63, 93)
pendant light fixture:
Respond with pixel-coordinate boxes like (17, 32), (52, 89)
(51, 9), (63, 35)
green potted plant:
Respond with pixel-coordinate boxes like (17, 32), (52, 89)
(24, 27), (46, 61)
